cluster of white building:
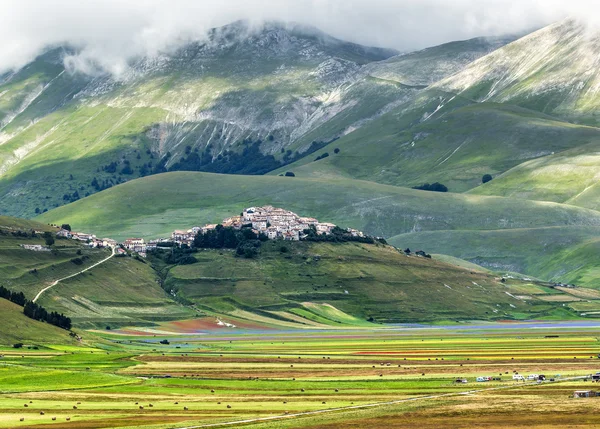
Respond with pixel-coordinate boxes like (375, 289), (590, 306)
(49, 206), (365, 258)
(165, 205), (364, 246)
(56, 228), (118, 249)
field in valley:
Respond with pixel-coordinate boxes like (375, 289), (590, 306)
(2, 324), (600, 429)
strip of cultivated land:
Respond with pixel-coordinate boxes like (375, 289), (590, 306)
(2, 324), (600, 428)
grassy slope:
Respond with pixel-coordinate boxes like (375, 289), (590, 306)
(468, 140), (600, 206)
(275, 101), (600, 192)
(0, 215), (193, 328)
(0, 215), (55, 232)
(0, 299), (76, 345)
(390, 226), (600, 287)
(37, 256), (195, 329)
(164, 240), (570, 323)
(35, 172), (600, 241)
(0, 226), (108, 299)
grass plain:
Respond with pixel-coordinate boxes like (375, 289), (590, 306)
(2, 324), (600, 429)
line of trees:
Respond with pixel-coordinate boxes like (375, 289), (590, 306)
(193, 225), (267, 258)
(303, 225), (387, 244)
(0, 285), (71, 330)
(412, 182), (448, 192)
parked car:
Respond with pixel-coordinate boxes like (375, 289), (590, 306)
(455, 378), (468, 383)
(476, 376), (490, 382)
(513, 374), (525, 381)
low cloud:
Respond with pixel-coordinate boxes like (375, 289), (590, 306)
(0, 0), (597, 76)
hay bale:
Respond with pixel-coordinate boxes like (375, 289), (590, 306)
(52, 417), (56, 421)
(148, 404), (153, 407)
(66, 417), (71, 421)
(227, 405), (231, 409)
(139, 406), (144, 410)
(73, 406), (77, 410)
(23, 404), (28, 408)
(40, 411), (45, 415)
(19, 418), (24, 422)
(184, 407), (188, 411)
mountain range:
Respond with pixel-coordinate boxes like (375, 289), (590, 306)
(4, 18), (600, 293)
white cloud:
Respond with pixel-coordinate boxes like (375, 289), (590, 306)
(0, 0), (597, 75)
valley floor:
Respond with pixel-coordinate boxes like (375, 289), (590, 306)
(2, 323), (600, 428)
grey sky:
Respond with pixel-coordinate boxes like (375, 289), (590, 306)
(0, 0), (595, 74)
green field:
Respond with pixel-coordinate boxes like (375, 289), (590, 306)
(1, 324), (600, 429)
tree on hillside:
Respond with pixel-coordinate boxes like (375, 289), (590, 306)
(482, 174), (493, 184)
(44, 232), (55, 247)
(412, 182), (448, 192)
(61, 224), (72, 231)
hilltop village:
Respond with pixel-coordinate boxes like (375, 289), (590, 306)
(50, 206), (367, 257)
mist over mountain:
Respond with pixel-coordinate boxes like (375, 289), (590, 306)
(2, 0), (598, 77)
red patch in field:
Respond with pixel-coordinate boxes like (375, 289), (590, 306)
(162, 317), (270, 332)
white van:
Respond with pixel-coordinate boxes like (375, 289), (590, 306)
(513, 374), (525, 381)
(527, 374), (539, 380)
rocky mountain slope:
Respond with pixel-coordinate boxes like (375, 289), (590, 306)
(433, 19), (600, 125)
(0, 21), (513, 218)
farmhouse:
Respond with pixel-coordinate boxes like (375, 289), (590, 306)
(71, 232), (95, 242)
(573, 390), (598, 398)
(56, 229), (72, 238)
(123, 238), (147, 253)
(102, 238), (118, 248)
(20, 244), (49, 252)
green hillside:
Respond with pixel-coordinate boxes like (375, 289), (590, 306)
(390, 226), (600, 288)
(0, 298), (76, 345)
(161, 240), (580, 323)
(36, 255), (195, 329)
(274, 101), (600, 192)
(0, 216), (193, 328)
(0, 220), (108, 299)
(0, 215), (55, 232)
(467, 138), (600, 205)
(36, 172), (600, 241)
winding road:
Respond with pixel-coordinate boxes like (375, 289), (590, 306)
(32, 247), (116, 303)
(176, 376), (588, 429)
